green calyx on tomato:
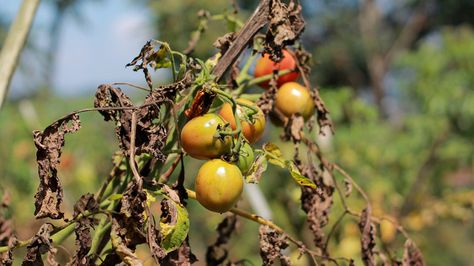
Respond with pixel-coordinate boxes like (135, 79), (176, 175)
(180, 113), (232, 160)
(195, 159), (244, 213)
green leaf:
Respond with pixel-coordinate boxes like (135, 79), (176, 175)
(160, 200), (190, 253)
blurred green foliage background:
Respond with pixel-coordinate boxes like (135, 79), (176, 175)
(1, 0), (473, 265)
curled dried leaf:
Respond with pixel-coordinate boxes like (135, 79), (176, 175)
(160, 237), (197, 266)
(22, 223), (55, 265)
(68, 193), (97, 265)
(33, 113), (81, 219)
(184, 89), (216, 119)
(214, 32), (236, 56)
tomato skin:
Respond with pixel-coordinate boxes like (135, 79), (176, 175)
(195, 159), (244, 213)
(180, 114), (232, 159)
(254, 49), (300, 88)
(275, 82), (315, 120)
(237, 141), (254, 175)
(218, 99), (266, 144)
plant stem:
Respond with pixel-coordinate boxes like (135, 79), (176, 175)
(0, 0), (41, 109)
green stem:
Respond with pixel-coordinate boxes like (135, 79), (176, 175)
(247, 69), (292, 87)
(0, 0), (41, 109)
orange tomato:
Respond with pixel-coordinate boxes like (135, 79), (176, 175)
(219, 98), (266, 144)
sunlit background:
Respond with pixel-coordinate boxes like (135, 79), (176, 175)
(1, 0), (473, 265)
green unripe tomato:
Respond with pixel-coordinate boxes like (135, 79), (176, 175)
(237, 141), (255, 175)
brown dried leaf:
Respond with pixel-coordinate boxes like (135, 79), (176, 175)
(22, 223), (55, 266)
(94, 84), (170, 161)
(33, 113), (81, 219)
(259, 225), (291, 266)
(68, 193), (97, 266)
(264, 0), (305, 57)
(0, 193), (15, 266)
(126, 41), (156, 89)
(359, 207), (377, 266)
(214, 32), (236, 56)
(206, 214), (237, 266)
(184, 88), (216, 119)
(299, 164), (334, 251)
(402, 240), (425, 266)
(281, 114), (304, 142)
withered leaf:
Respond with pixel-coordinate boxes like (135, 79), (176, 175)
(184, 88), (216, 119)
(214, 32), (236, 56)
(312, 87), (334, 135)
(402, 240), (425, 266)
(22, 223), (55, 266)
(359, 207), (377, 266)
(159, 199), (190, 252)
(160, 237), (197, 266)
(259, 225), (291, 266)
(33, 113), (81, 219)
(206, 214), (237, 266)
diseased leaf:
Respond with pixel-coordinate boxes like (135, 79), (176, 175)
(33, 113), (81, 219)
(0, 191), (15, 266)
(160, 199), (190, 252)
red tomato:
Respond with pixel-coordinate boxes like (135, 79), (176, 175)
(254, 49), (300, 88)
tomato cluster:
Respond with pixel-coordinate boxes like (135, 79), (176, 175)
(181, 48), (315, 213)
(180, 99), (264, 213)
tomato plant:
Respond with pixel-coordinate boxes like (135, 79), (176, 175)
(180, 113), (232, 159)
(254, 49), (300, 88)
(275, 82), (315, 119)
(194, 159), (243, 213)
(219, 98), (266, 144)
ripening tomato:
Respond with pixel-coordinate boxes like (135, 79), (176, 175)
(254, 49), (300, 88)
(237, 141), (255, 175)
(218, 98), (266, 144)
(195, 159), (244, 213)
(180, 114), (232, 159)
(275, 82), (315, 120)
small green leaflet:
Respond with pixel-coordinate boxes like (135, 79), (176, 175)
(263, 142), (316, 189)
(159, 200), (190, 253)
